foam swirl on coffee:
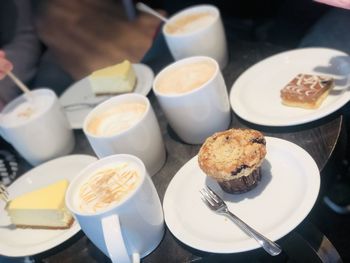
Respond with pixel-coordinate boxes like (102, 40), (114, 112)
(166, 12), (215, 35)
(155, 61), (216, 95)
(2, 93), (53, 126)
(78, 162), (141, 213)
(87, 102), (146, 136)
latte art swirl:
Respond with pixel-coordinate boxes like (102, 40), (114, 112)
(86, 102), (146, 136)
(2, 93), (54, 126)
(165, 12), (215, 35)
(155, 61), (216, 95)
(78, 162), (141, 213)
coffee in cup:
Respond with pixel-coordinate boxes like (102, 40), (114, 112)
(165, 12), (216, 35)
(83, 94), (166, 176)
(76, 162), (141, 213)
(0, 89), (75, 166)
(1, 93), (53, 125)
(155, 60), (216, 95)
(86, 102), (147, 137)
(66, 154), (164, 263)
(153, 56), (231, 144)
(163, 5), (228, 69)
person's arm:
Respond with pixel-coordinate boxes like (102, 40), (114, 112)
(314, 0), (350, 9)
(0, 0), (42, 106)
(0, 51), (13, 79)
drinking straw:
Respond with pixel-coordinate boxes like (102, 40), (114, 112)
(136, 2), (169, 23)
(7, 71), (31, 95)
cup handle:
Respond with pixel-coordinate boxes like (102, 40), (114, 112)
(102, 214), (140, 263)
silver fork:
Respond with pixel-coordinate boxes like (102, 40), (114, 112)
(0, 182), (9, 203)
(63, 102), (102, 111)
(63, 97), (110, 111)
(200, 186), (282, 256)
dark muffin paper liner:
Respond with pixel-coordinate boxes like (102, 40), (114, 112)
(218, 168), (261, 194)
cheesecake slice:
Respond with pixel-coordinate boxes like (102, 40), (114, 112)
(89, 60), (137, 96)
(6, 179), (74, 229)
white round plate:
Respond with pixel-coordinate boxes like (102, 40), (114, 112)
(163, 137), (320, 253)
(230, 48), (350, 126)
(59, 63), (154, 129)
(0, 154), (97, 257)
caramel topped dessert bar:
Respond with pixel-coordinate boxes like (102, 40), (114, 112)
(280, 73), (334, 109)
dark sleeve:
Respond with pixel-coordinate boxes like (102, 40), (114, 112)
(0, 0), (42, 105)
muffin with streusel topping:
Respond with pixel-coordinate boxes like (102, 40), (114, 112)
(198, 129), (266, 194)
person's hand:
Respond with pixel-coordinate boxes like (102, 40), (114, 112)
(0, 50), (13, 80)
(314, 0), (350, 9)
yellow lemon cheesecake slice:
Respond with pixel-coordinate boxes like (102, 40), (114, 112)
(6, 179), (74, 229)
(89, 60), (137, 95)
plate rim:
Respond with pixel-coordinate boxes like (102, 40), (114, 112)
(229, 47), (350, 127)
(0, 154), (97, 257)
(163, 136), (320, 253)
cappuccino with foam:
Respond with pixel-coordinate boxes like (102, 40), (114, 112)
(0, 89), (75, 166)
(76, 162), (141, 213)
(165, 12), (215, 35)
(163, 5), (228, 69)
(65, 154), (164, 262)
(155, 61), (216, 95)
(2, 93), (54, 127)
(152, 56), (230, 144)
(86, 102), (146, 136)
(83, 94), (166, 176)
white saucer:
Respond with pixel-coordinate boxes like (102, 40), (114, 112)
(59, 63), (154, 129)
(163, 137), (320, 253)
(0, 154), (97, 257)
(230, 48), (350, 126)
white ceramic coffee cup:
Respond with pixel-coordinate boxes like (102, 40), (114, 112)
(65, 154), (164, 263)
(153, 56), (231, 144)
(163, 4), (228, 69)
(83, 93), (166, 176)
(0, 89), (75, 166)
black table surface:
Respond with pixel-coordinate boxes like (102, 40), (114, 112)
(21, 32), (345, 262)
